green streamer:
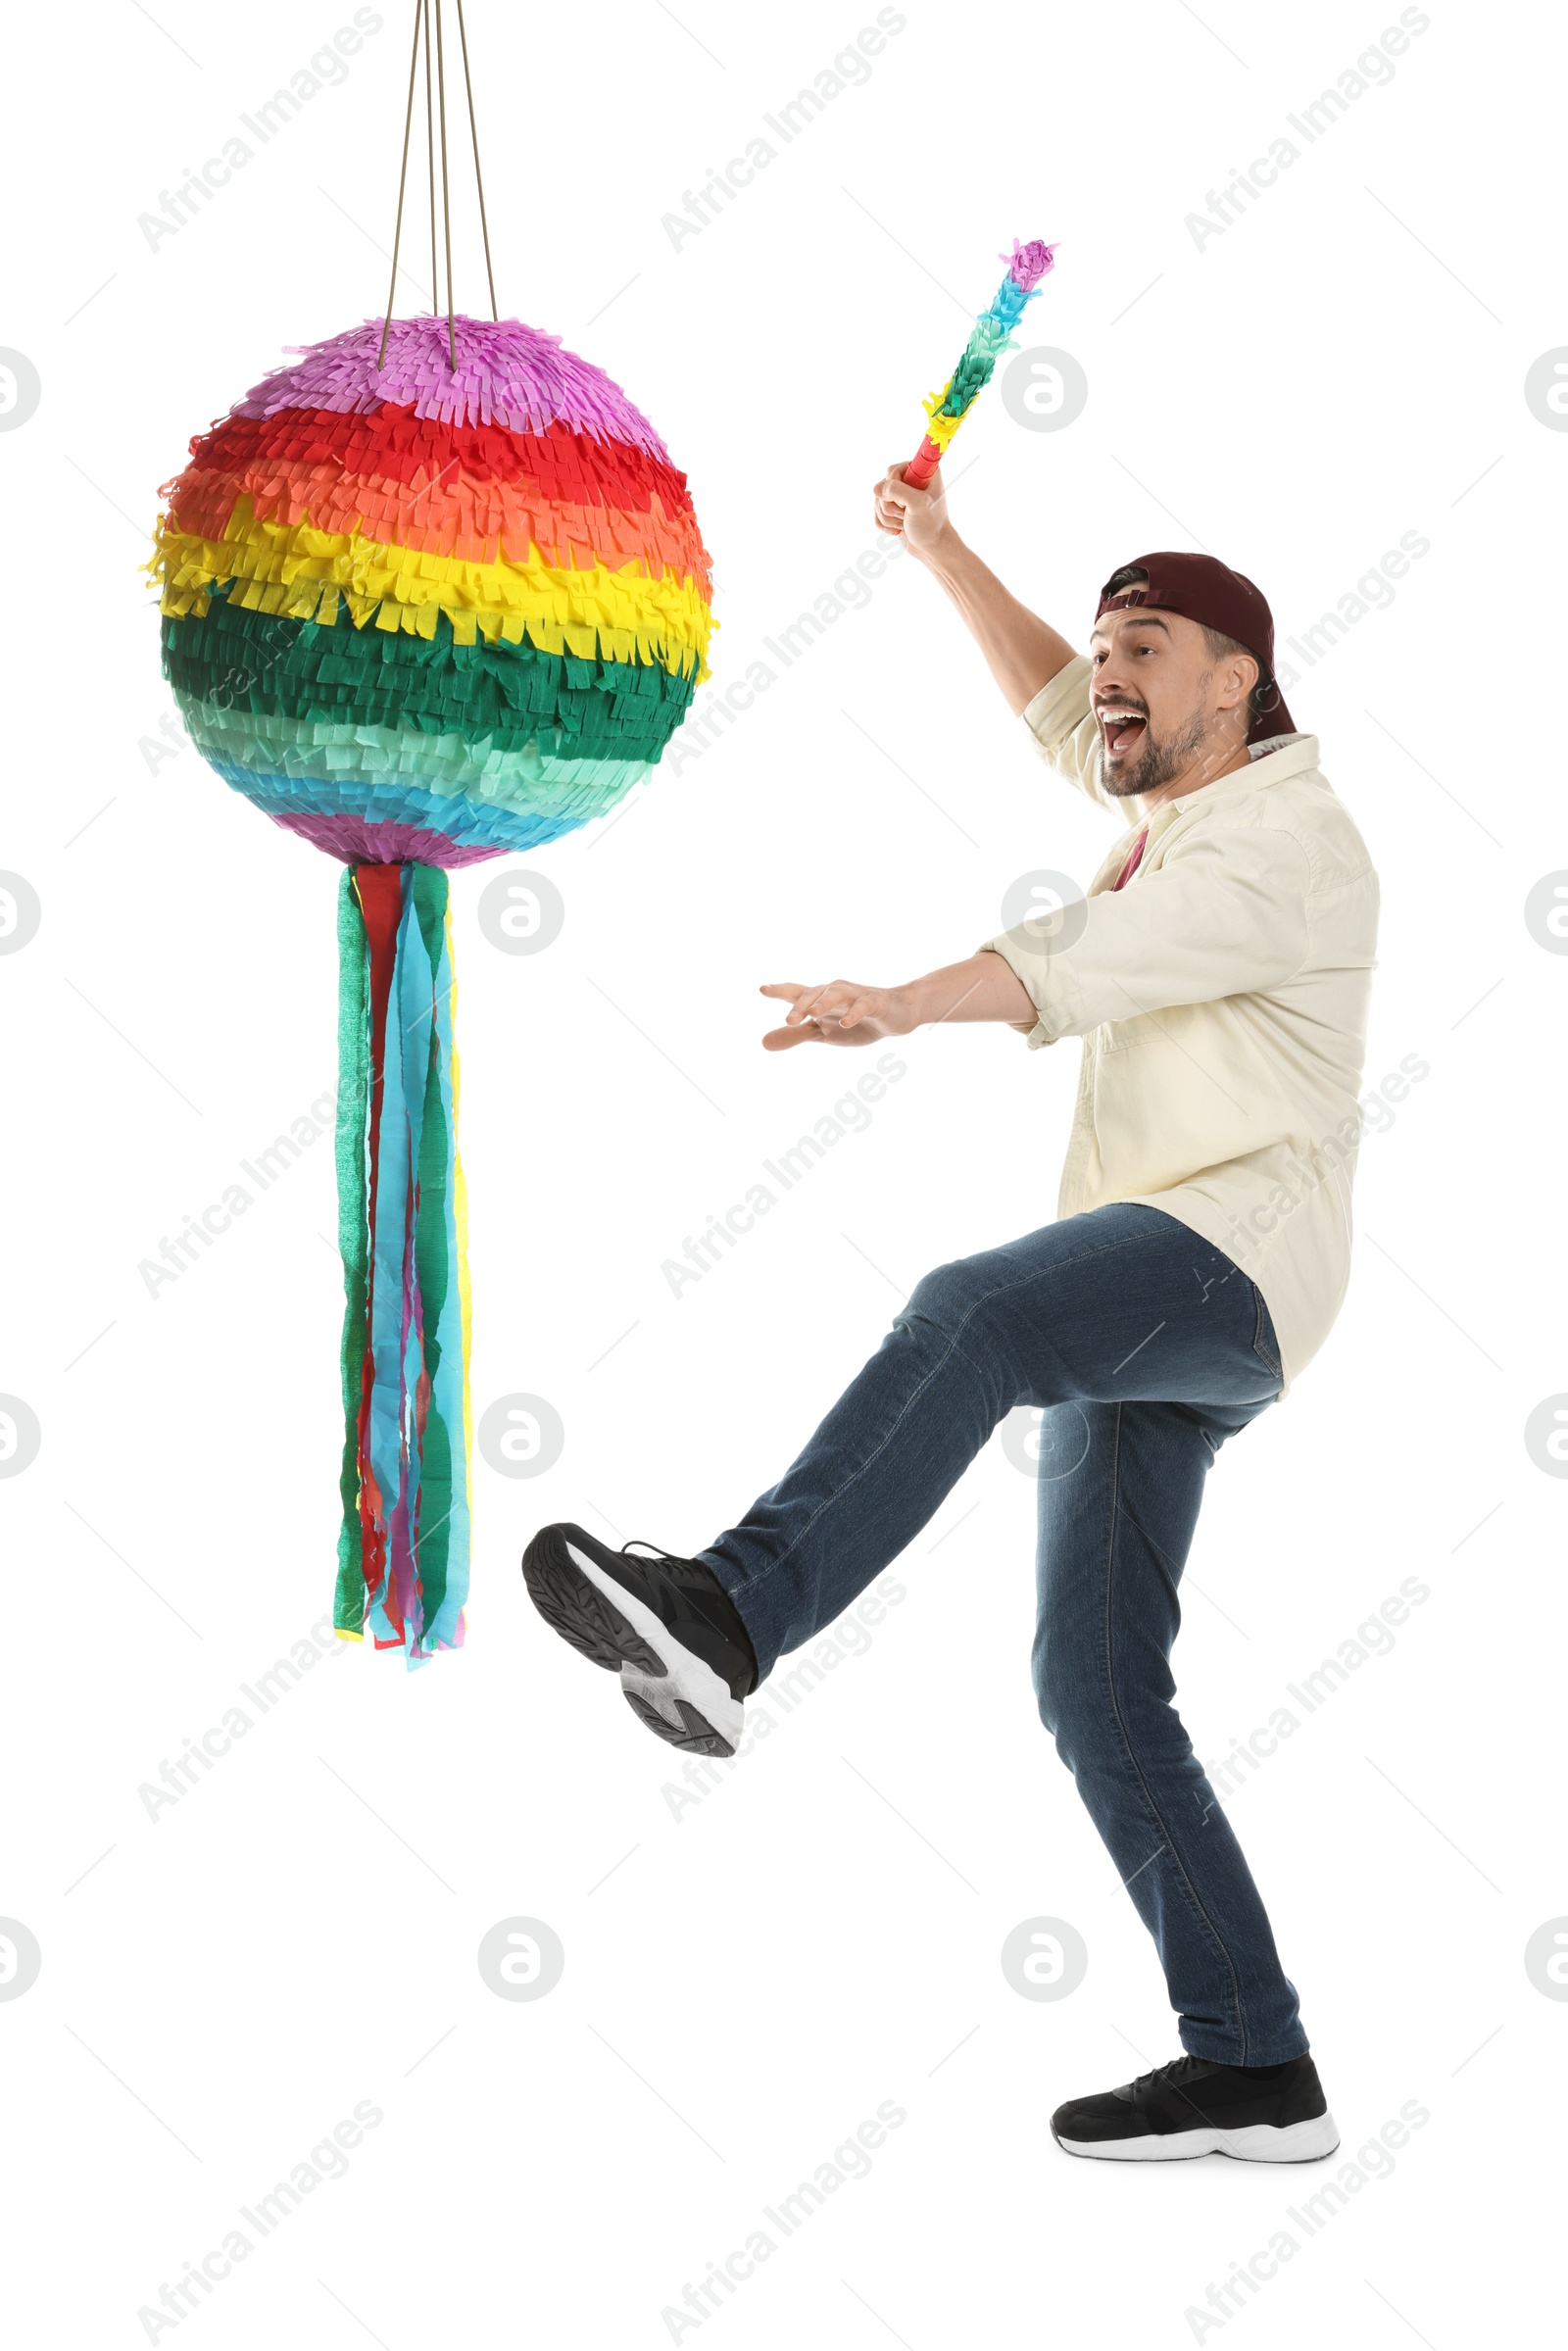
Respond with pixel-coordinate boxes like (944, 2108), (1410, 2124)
(332, 867), (372, 1638)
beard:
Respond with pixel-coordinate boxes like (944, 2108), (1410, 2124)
(1100, 701), (1213, 800)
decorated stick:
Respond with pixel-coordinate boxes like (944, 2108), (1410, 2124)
(904, 239), (1057, 489)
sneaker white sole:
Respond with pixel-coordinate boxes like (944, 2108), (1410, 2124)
(1055, 2111), (1340, 2164)
(566, 1542), (745, 1754)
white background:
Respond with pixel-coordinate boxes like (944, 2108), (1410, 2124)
(3, 2), (1565, 2345)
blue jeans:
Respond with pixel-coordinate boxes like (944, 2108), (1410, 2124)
(700, 1201), (1307, 2066)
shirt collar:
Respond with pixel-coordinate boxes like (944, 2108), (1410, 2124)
(1094, 732), (1324, 869)
(1159, 731), (1322, 811)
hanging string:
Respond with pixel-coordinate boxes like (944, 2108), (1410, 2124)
(456, 0), (498, 321)
(376, 0), (425, 367)
(422, 0), (438, 317)
(433, 0), (457, 369)
(380, 0), (497, 371)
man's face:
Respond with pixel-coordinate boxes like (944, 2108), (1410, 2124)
(1089, 602), (1254, 801)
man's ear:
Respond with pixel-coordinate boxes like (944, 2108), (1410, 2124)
(1219, 653), (1259, 714)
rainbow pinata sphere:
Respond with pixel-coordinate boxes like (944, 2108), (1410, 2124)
(152, 313), (713, 866)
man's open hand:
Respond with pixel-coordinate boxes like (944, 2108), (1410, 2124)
(760, 981), (917, 1051)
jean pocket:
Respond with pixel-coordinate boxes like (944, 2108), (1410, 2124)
(1250, 1283), (1283, 1382)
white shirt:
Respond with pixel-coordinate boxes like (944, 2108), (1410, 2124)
(983, 654), (1380, 1391)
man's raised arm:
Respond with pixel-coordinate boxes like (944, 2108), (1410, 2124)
(872, 461), (1079, 714)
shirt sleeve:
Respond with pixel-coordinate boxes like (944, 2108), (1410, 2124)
(981, 818), (1314, 1049)
(1019, 653), (1110, 810)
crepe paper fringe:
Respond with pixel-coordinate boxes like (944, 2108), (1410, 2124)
(154, 504), (710, 675)
(161, 600), (697, 763)
(238, 315), (672, 452)
(905, 238), (1057, 491)
(202, 754), (653, 857)
(291, 815), (506, 870)
(195, 723), (649, 817)
(173, 408), (700, 525)
(334, 861), (470, 1665)
(924, 238), (1057, 428)
(167, 410), (711, 588)
(902, 435), (946, 493)
(186, 694), (654, 801)
(149, 313), (712, 872)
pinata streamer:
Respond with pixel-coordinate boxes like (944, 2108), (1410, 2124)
(149, 5), (713, 1663)
(903, 239), (1057, 489)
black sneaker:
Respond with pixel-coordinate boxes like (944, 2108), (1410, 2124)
(521, 1522), (758, 1756)
(1051, 2054), (1339, 2164)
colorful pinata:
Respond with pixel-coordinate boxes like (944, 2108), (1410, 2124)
(904, 238), (1057, 489)
(150, 313), (713, 1662)
(155, 314), (712, 865)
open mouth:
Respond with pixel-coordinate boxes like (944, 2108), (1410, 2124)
(1097, 706), (1149, 759)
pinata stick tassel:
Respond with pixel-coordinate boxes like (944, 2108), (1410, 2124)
(904, 238), (1057, 489)
(333, 861), (470, 1662)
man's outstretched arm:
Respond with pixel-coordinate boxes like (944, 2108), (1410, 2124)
(760, 959), (1036, 1050)
(873, 462), (1079, 715)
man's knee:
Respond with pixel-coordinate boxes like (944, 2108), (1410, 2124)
(903, 1253), (990, 1340)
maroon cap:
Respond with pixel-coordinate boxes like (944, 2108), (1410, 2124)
(1096, 552), (1297, 743)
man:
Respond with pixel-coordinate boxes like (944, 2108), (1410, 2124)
(523, 460), (1378, 2165)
